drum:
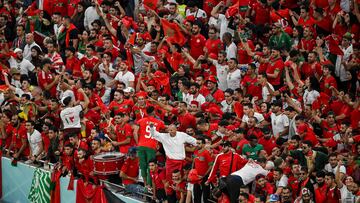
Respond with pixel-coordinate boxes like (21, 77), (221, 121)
(93, 152), (125, 175)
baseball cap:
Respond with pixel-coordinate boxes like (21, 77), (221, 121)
(14, 48), (22, 53)
(124, 87), (134, 93)
(269, 194), (280, 202)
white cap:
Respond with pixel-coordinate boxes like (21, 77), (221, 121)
(14, 48), (22, 53)
(167, 0), (178, 4)
(124, 87), (134, 93)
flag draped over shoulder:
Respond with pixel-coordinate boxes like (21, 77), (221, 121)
(326, 35), (344, 56)
(76, 179), (108, 203)
(160, 19), (187, 46)
(28, 168), (52, 203)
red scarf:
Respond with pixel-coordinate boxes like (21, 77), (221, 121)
(65, 24), (77, 47)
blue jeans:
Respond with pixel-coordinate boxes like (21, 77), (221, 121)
(125, 184), (145, 196)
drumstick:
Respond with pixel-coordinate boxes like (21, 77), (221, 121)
(104, 134), (113, 142)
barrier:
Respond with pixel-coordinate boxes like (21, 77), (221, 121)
(1, 157), (143, 203)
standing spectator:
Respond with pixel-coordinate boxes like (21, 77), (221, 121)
(270, 100), (290, 143)
(25, 120), (43, 164)
(223, 32), (237, 60)
(84, 0), (100, 31)
(226, 58), (241, 90)
(150, 124), (197, 181)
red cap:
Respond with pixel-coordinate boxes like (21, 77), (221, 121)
(136, 91), (147, 98)
(185, 16), (195, 23)
(206, 75), (217, 84)
(190, 100), (199, 107)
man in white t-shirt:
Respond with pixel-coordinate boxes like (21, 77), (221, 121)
(270, 100), (289, 141)
(226, 158), (269, 203)
(258, 73), (276, 103)
(185, 1), (207, 20)
(241, 103), (265, 128)
(325, 153), (346, 177)
(25, 120), (43, 164)
(208, 51), (228, 91)
(188, 83), (206, 106)
(60, 88), (89, 138)
(227, 58), (241, 90)
(223, 32), (237, 60)
(150, 124), (197, 180)
(111, 61), (135, 88)
(8, 48), (35, 76)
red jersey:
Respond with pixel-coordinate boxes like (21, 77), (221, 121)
(237, 40), (254, 64)
(325, 186), (341, 203)
(288, 176), (300, 199)
(61, 154), (74, 171)
(75, 158), (94, 181)
(207, 151), (247, 183)
(320, 75), (337, 95)
(190, 34), (206, 59)
(37, 70), (57, 97)
(66, 56), (82, 78)
(241, 74), (262, 99)
(167, 180), (186, 200)
(236, 139), (249, 154)
(108, 99), (133, 115)
(41, 132), (51, 153)
(105, 47), (119, 62)
(132, 104), (149, 121)
(150, 168), (166, 189)
(252, 2), (271, 25)
(120, 157), (139, 185)
(115, 123), (134, 154)
(171, 109), (197, 132)
(193, 149), (214, 176)
(266, 58), (284, 86)
(300, 62), (322, 79)
(205, 39), (223, 56)
(298, 38), (316, 53)
(270, 8), (290, 24)
(80, 56), (99, 81)
(298, 17), (315, 27)
(67, 0), (80, 16)
(202, 88), (225, 103)
(137, 116), (165, 150)
(3, 124), (14, 149)
(258, 136), (277, 155)
(11, 124), (29, 156)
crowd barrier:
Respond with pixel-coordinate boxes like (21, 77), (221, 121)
(1, 156), (143, 203)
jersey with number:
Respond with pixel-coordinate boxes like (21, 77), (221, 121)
(60, 105), (83, 129)
(137, 116), (165, 150)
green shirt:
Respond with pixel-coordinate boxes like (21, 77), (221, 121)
(242, 144), (264, 160)
(269, 31), (292, 51)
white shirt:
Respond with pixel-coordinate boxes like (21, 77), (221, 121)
(23, 42), (41, 61)
(98, 63), (115, 83)
(221, 100), (234, 113)
(225, 42), (237, 60)
(303, 89), (320, 105)
(8, 57), (35, 75)
(150, 127), (197, 160)
(340, 184), (357, 203)
(227, 69), (241, 90)
(242, 112), (264, 124)
(213, 60), (228, 91)
(188, 93), (206, 106)
(262, 82), (275, 102)
(271, 113), (289, 139)
(232, 162), (269, 185)
(276, 175), (288, 188)
(114, 71), (135, 88)
(27, 129), (42, 156)
(60, 105), (83, 129)
(100, 87), (112, 106)
(84, 6), (100, 30)
(324, 163), (346, 175)
(185, 8), (207, 19)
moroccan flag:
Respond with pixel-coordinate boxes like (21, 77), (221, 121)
(160, 19), (187, 46)
(143, 0), (158, 10)
(326, 35), (344, 56)
(28, 168), (52, 203)
(225, 0), (239, 18)
(76, 179), (108, 203)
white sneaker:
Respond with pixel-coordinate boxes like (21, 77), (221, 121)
(25, 160), (33, 164)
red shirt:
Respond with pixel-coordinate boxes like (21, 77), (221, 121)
(298, 38), (316, 53)
(205, 39), (223, 56)
(190, 34), (206, 59)
(266, 58), (284, 86)
(325, 186), (341, 203)
(11, 124), (29, 156)
(150, 168), (166, 189)
(241, 74), (262, 99)
(121, 157), (139, 185)
(270, 8), (290, 23)
(202, 88), (225, 103)
(61, 154), (74, 171)
(258, 136), (277, 155)
(320, 75), (337, 95)
(137, 116), (165, 149)
(37, 70), (57, 97)
(300, 62), (322, 79)
(288, 176), (300, 199)
(75, 158), (94, 181)
(41, 132), (51, 153)
(171, 109), (197, 132)
(3, 124), (14, 149)
(207, 151), (247, 183)
(252, 2), (271, 25)
(67, 0), (80, 16)
(66, 56), (82, 78)
(193, 149), (214, 176)
(237, 40), (254, 64)
(116, 123), (134, 154)
(132, 104), (149, 121)
(298, 17), (315, 27)
(108, 99), (133, 115)
(236, 139), (249, 154)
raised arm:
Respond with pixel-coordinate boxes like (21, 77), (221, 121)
(78, 88), (89, 109)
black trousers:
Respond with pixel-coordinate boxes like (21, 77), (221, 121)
(193, 177), (210, 203)
(226, 175), (244, 203)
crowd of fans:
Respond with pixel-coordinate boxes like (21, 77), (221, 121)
(0, 0), (359, 202)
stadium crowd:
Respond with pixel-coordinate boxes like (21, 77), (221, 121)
(0, 0), (359, 202)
